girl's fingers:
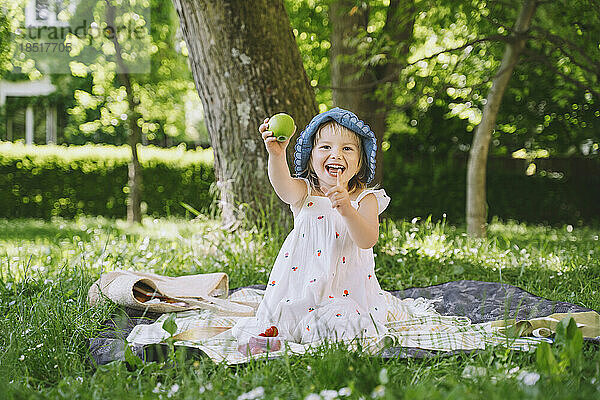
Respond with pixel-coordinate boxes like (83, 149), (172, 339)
(262, 130), (274, 140)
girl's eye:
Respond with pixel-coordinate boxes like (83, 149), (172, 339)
(344, 147), (354, 151)
(320, 145), (330, 149)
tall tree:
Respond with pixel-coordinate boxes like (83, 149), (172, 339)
(466, 0), (538, 237)
(329, 0), (416, 184)
(171, 0), (318, 230)
(104, 0), (143, 223)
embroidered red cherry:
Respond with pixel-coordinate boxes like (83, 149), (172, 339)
(328, 295), (334, 298)
(317, 215), (324, 220)
(269, 280), (276, 286)
(368, 274), (372, 279)
(342, 257), (346, 263)
(335, 232), (339, 238)
(317, 250), (321, 256)
(308, 307), (314, 312)
(307, 202), (313, 207)
(292, 266), (298, 271)
(343, 289), (349, 297)
(335, 313), (341, 317)
(284, 252), (289, 258)
(260, 325), (278, 337)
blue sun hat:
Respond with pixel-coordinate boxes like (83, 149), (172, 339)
(293, 107), (377, 183)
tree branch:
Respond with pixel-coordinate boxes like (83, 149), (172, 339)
(522, 48), (600, 99)
(529, 26), (600, 75)
(317, 34), (510, 91)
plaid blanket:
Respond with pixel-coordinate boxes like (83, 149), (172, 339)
(89, 280), (598, 365)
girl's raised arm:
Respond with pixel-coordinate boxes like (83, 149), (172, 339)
(260, 118), (307, 206)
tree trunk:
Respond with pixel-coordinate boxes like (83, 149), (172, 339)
(106, 1), (143, 223)
(172, 0), (318, 230)
(330, 0), (415, 184)
(466, 0), (538, 237)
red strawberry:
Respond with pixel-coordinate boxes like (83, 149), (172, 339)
(271, 326), (278, 337)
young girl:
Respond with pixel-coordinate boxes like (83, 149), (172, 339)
(232, 107), (392, 351)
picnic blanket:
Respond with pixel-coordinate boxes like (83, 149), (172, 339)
(88, 275), (600, 365)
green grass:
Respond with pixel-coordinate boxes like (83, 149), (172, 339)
(0, 216), (599, 399)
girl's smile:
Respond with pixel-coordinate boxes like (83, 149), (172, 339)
(310, 125), (360, 191)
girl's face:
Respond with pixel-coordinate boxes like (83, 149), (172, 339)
(310, 124), (361, 188)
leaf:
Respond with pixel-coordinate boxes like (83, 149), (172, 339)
(162, 314), (178, 337)
(180, 202), (201, 217)
(563, 317), (583, 367)
(123, 342), (143, 369)
(536, 342), (560, 375)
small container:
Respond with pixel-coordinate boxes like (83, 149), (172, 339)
(237, 335), (282, 356)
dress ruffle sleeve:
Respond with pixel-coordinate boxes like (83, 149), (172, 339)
(356, 188), (391, 215)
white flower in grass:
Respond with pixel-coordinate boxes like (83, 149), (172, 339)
(338, 387), (351, 397)
(19, 355), (25, 361)
(304, 394), (321, 400)
(461, 365), (486, 378)
(371, 385), (385, 398)
(199, 383), (213, 393)
(517, 371), (540, 386)
(167, 383), (180, 397)
(152, 382), (162, 393)
(320, 389), (339, 400)
(237, 386), (265, 400)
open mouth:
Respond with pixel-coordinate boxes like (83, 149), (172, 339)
(325, 164), (345, 177)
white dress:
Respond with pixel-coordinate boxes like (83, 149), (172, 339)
(232, 178), (392, 344)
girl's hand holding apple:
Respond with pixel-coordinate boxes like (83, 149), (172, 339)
(260, 114), (296, 157)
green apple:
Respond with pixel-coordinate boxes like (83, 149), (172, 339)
(269, 113), (295, 142)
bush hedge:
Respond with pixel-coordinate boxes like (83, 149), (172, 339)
(1, 142), (598, 225)
(383, 152), (600, 226)
(0, 142), (215, 219)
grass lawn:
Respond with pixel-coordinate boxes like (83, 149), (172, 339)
(0, 216), (599, 399)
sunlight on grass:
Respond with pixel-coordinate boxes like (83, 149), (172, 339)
(1, 216), (599, 398)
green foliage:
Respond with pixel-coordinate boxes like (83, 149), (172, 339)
(285, 0), (599, 160)
(536, 317), (584, 376)
(0, 11), (10, 77)
(285, 0), (332, 110)
(0, 142), (215, 219)
(393, 0), (600, 158)
(3, 0), (205, 147)
(162, 314), (178, 337)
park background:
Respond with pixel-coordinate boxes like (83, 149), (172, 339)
(1, 0), (600, 399)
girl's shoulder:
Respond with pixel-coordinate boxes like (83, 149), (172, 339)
(355, 185), (391, 215)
